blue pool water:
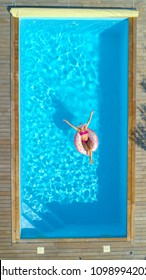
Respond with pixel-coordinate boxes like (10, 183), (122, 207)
(19, 18), (129, 238)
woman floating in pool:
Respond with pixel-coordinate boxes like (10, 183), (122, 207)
(63, 111), (95, 164)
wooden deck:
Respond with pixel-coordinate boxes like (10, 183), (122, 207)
(0, 0), (146, 260)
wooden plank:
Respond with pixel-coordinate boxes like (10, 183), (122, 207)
(127, 17), (137, 241)
(11, 16), (19, 244)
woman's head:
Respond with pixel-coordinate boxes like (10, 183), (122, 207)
(78, 124), (87, 132)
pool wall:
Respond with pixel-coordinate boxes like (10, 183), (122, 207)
(98, 19), (129, 238)
(11, 10), (136, 242)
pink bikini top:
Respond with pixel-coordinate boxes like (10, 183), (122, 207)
(79, 130), (88, 136)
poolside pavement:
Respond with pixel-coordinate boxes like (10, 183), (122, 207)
(0, 0), (146, 260)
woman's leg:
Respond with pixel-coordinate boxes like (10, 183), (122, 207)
(87, 139), (93, 163)
(82, 141), (90, 156)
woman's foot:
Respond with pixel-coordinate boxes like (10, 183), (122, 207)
(89, 150), (93, 163)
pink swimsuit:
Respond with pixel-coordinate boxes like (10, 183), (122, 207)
(79, 130), (88, 136)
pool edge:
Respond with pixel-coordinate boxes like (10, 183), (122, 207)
(10, 7), (139, 18)
(11, 15), (136, 243)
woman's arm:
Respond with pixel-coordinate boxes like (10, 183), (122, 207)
(86, 111), (94, 127)
(63, 119), (79, 131)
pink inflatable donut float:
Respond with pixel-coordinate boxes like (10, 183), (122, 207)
(74, 128), (98, 155)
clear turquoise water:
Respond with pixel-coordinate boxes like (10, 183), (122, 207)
(19, 18), (129, 238)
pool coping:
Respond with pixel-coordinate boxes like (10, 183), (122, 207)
(10, 7), (139, 18)
(11, 14), (136, 243)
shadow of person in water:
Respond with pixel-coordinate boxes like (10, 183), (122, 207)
(130, 104), (146, 151)
(52, 97), (74, 131)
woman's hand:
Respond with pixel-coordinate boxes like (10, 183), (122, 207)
(63, 119), (67, 122)
(90, 111), (94, 117)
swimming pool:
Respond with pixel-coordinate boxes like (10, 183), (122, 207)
(19, 17), (129, 239)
